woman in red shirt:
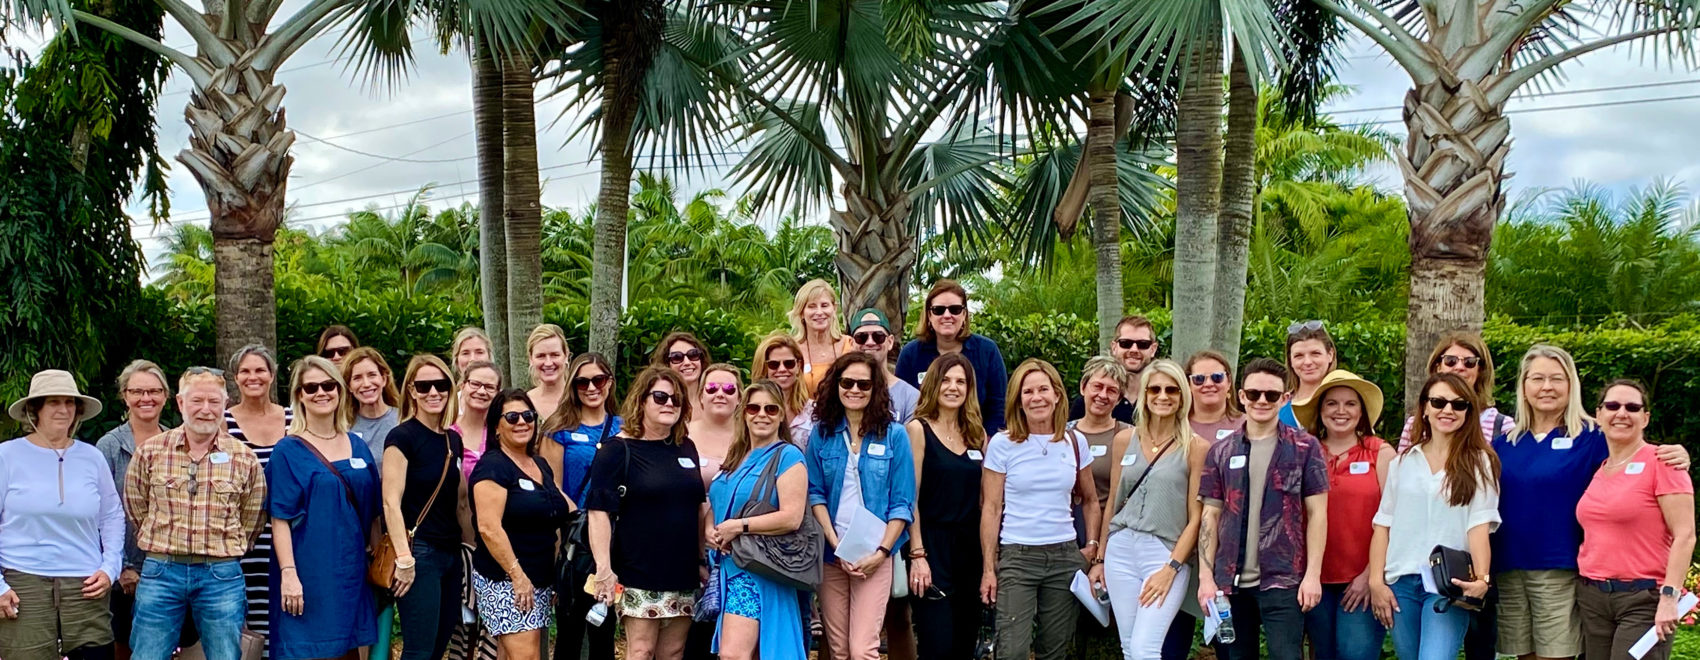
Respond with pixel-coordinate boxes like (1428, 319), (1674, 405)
(1292, 370), (1394, 660)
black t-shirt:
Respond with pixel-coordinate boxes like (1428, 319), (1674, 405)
(383, 419), (466, 549)
(471, 449), (570, 585)
(583, 436), (706, 592)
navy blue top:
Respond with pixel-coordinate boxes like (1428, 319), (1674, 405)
(266, 434), (380, 660)
(550, 415), (624, 504)
(1491, 424), (1609, 571)
(894, 334), (1008, 434)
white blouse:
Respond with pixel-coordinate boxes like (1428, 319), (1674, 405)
(1372, 446), (1501, 580)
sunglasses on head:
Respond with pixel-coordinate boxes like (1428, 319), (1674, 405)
(1286, 319), (1325, 336)
(321, 346), (351, 359)
(744, 403), (783, 417)
(573, 374), (612, 391)
(1601, 401), (1646, 413)
(412, 379), (452, 394)
(299, 380), (339, 395)
(765, 358), (798, 371)
(667, 349), (706, 365)
(1146, 385), (1182, 396)
(1116, 338), (1155, 351)
(1242, 388), (1283, 403)
(501, 410), (538, 425)
(705, 383), (738, 396)
(648, 390), (683, 407)
(928, 304), (966, 317)
(853, 330), (889, 346)
(1437, 355), (1482, 369)
(1426, 397), (1471, 412)
(1189, 372), (1227, 386)
(838, 377), (876, 392)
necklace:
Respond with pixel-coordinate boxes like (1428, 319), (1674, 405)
(1603, 443), (1646, 471)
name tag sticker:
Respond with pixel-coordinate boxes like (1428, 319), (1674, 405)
(966, 450), (984, 461)
(1552, 437), (1574, 450)
(1121, 454), (1137, 466)
(348, 457), (368, 470)
(678, 457), (697, 469)
(1090, 445), (1108, 457)
(1349, 461), (1371, 475)
(1229, 455), (1248, 470)
(571, 433), (589, 443)
(1627, 462), (1646, 475)
(1216, 429), (1233, 440)
(868, 443), (887, 457)
(209, 452), (231, 465)
(518, 479), (536, 491)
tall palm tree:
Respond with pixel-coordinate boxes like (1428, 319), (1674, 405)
(472, 36), (510, 377)
(1310, 0), (1700, 411)
(503, 55), (543, 384)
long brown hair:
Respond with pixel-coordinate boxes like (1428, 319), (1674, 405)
(752, 333), (810, 414)
(1408, 373), (1501, 507)
(620, 366), (691, 445)
(916, 279), (971, 343)
(1284, 323), (1338, 389)
(1185, 350), (1244, 417)
(721, 380), (795, 474)
(316, 324), (360, 356)
(812, 353), (895, 440)
(650, 332), (713, 373)
(542, 352), (617, 435)
(340, 347), (401, 425)
(1426, 331), (1498, 406)
(912, 352), (987, 450)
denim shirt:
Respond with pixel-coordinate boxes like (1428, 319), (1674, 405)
(804, 419), (916, 560)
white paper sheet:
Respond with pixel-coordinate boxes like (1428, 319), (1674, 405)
(1629, 592), (1697, 659)
(1070, 571), (1111, 627)
(833, 504), (888, 562)
(1202, 597), (1222, 643)
(1419, 562), (1440, 595)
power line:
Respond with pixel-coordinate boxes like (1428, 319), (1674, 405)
(1343, 90), (1700, 129)
(295, 130), (474, 192)
(296, 129), (472, 163)
(1328, 77), (1700, 115)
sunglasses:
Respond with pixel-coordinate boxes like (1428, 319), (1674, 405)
(765, 359), (798, 371)
(705, 383), (738, 396)
(1426, 397), (1471, 412)
(573, 374), (612, 391)
(1437, 355), (1483, 369)
(1286, 320), (1325, 336)
(321, 346), (352, 359)
(838, 377), (876, 392)
(185, 366), (225, 377)
(1146, 385), (1182, 396)
(853, 330), (890, 346)
(412, 379), (452, 394)
(298, 380), (339, 395)
(928, 304), (966, 317)
(1601, 401), (1646, 413)
(1116, 338), (1156, 351)
(1242, 388), (1283, 403)
(744, 403), (783, 417)
(667, 349), (706, 365)
(501, 410), (538, 425)
(648, 391), (683, 407)
(1189, 372), (1227, 386)
(187, 461), (200, 496)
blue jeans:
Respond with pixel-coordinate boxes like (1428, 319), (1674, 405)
(1389, 574), (1470, 660)
(131, 558), (247, 660)
(1304, 583), (1387, 660)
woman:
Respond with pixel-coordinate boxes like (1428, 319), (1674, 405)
(96, 360), (174, 657)
(1293, 371), (1395, 660)
(382, 355), (470, 660)
(268, 356), (381, 660)
(453, 361), (502, 482)
(805, 353), (915, 660)
(1072, 357), (1132, 526)
(451, 327), (494, 374)
(1495, 345), (1688, 660)
(1185, 350), (1244, 443)
(227, 343), (292, 647)
(689, 364), (742, 488)
(980, 359), (1099, 660)
(471, 390), (571, 660)
(541, 353), (621, 660)
(1368, 374), (1500, 660)
(587, 367), (708, 660)
(895, 280), (1008, 434)
(1575, 380), (1695, 660)
(0, 370), (123, 660)
(1399, 332), (1511, 450)
(317, 325), (360, 365)
(790, 279), (848, 396)
(525, 324), (571, 422)
(1092, 359), (1209, 660)
(1280, 320), (1337, 427)
(706, 380), (811, 660)
(652, 332), (713, 413)
(344, 347), (401, 471)
(903, 353), (987, 659)
(751, 333), (813, 445)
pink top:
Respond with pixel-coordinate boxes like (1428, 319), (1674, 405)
(451, 423), (488, 483)
(1576, 444), (1694, 581)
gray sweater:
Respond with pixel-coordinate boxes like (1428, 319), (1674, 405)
(96, 422), (172, 571)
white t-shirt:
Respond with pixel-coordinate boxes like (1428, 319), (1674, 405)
(1372, 446), (1501, 580)
(984, 431), (1091, 545)
(834, 441), (863, 540)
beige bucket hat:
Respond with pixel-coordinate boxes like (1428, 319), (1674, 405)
(1292, 369), (1383, 432)
(7, 369), (103, 424)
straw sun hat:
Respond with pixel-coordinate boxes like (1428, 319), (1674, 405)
(7, 369), (103, 425)
(1292, 370), (1383, 431)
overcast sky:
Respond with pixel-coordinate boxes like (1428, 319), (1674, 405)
(12, 8), (1700, 275)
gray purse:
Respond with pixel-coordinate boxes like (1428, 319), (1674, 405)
(729, 448), (824, 591)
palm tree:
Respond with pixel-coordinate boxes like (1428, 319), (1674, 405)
(472, 36), (510, 377)
(1309, 0), (1700, 410)
(338, 187), (470, 297)
(159, 223), (216, 304)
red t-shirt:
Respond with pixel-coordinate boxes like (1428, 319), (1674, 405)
(1322, 437), (1384, 584)
(1577, 444), (1695, 581)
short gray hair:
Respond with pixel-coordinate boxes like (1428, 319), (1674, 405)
(1079, 355), (1130, 392)
(117, 359), (172, 399)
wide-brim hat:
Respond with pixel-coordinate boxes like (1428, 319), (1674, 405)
(1292, 369), (1383, 432)
(7, 369), (103, 424)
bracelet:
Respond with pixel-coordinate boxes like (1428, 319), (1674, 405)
(280, 566), (297, 573)
(906, 548), (928, 560)
(394, 557), (417, 570)
(1086, 539), (1100, 547)
(876, 546), (892, 557)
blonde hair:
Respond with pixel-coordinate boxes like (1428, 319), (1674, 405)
(788, 279), (843, 341)
(1512, 344), (1592, 438)
(1136, 360), (1195, 460)
(118, 360), (173, 399)
(1078, 356), (1129, 394)
(751, 333), (810, 414)
(526, 324), (571, 383)
(399, 354), (459, 426)
(451, 327), (492, 369)
(287, 356), (352, 435)
(1004, 359), (1069, 443)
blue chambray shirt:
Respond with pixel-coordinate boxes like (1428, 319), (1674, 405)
(804, 419), (916, 562)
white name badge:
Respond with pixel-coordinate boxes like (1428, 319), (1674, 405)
(678, 457), (697, 469)
(1552, 437), (1574, 450)
(1229, 455), (1248, 470)
(1349, 461), (1371, 475)
(518, 479), (536, 491)
(209, 452), (231, 465)
(916, 371), (926, 384)
(1121, 454), (1137, 466)
(1626, 462), (1646, 475)
(966, 450), (984, 461)
(1216, 429), (1233, 440)
(349, 457), (368, 470)
(571, 433), (590, 444)
(868, 443), (887, 457)
(1090, 445), (1108, 457)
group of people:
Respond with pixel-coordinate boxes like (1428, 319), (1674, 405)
(0, 277), (1692, 660)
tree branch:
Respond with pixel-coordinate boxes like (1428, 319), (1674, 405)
(1310, 0), (1435, 82)
(681, 49), (857, 179)
(252, 0), (349, 70)
(154, 0), (237, 66)
(905, 151), (1009, 203)
(72, 9), (213, 87)
(1465, 0), (1568, 79)
(1488, 27), (1685, 105)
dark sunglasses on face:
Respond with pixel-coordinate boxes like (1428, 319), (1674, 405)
(667, 349), (706, 365)
(1426, 397), (1471, 412)
(1116, 338), (1156, 350)
(573, 374), (612, 391)
(744, 403), (783, 417)
(853, 330), (889, 346)
(1146, 385), (1182, 396)
(412, 379), (452, 394)
(299, 380), (339, 395)
(1437, 355), (1483, 369)
(501, 410), (538, 425)
(1189, 372), (1227, 386)
(838, 377), (876, 392)
(1601, 401), (1646, 413)
(928, 304), (966, 317)
(705, 383), (738, 396)
(321, 346), (351, 359)
(1242, 388), (1283, 403)
(765, 359), (798, 371)
(648, 391), (683, 407)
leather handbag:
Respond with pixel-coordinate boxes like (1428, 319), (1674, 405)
(179, 628), (265, 660)
(729, 448), (824, 591)
(369, 434), (452, 589)
(1428, 545), (1485, 612)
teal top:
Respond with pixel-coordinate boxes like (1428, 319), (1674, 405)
(707, 442), (808, 659)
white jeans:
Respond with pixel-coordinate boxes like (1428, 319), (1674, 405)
(1104, 529), (1190, 660)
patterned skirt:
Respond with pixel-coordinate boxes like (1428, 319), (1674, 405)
(620, 587), (697, 620)
(472, 573), (555, 637)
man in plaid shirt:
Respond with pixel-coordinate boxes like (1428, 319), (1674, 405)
(124, 368), (267, 660)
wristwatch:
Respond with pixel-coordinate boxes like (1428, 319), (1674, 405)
(1662, 585), (1679, 599)
(1167, 559), (1184, 572)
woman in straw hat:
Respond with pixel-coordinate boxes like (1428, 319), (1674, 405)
(0, 370), (124, 660)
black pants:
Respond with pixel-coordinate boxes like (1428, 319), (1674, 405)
(1161, 612), (1197, 660)
(1224, 587), (1304, 660)
(395, 541), (463, 660)
(110, 586), (199, 651)
(1465, 586), (1498, 660)
(554, 566), (616, 660)
(912, 522), (983, 659)
(684, 619), (717, 660)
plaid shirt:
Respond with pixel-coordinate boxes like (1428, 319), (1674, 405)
(124, 428), (268, 558)
(1199, 422), (1330, 593)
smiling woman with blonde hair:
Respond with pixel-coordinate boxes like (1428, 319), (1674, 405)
(789, 279), (848, 396)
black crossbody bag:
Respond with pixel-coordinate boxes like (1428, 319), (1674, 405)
(562, 423), (623, 582)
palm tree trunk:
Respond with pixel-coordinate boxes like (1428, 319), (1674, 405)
(1213, 47), (1257, 366)
(502, 56), (543, 386)
(473, 38), (509, 379)
(1170, 28), (1224, 361)
(589, 45), (636, 360)
(211, 237), (277, 362)
(1086, 89), (1122, 349)
(835, 185), (915, 330)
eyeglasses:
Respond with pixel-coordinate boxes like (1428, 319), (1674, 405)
(853, 330), (889, 346)
(648, 391), (683, 407)
(667, 349), (706, 365)
(744, 403), (783, 417)
(1437, 355), (1483, 369)
(1426, 397), (1471, 412)
(928, 304), (966, 317)
(704, 383), (738, 396)
(838, 377), (876, 392)
(573, 374), (612, 391)
(1286, 320), (1325, 336)
(412, 379), (452, 394)
(1242, 388), (1284, 403)
(501, 410), (538, 425)
(1116, 338), (1156, 351)
(298, 380), (339, 395)
(125, 387), (167, 397)
(1146, 385), (1182, 396)
(463, 380), (498, 393)
(321, 346), (352, 359)
(1524, 374), (1568, 387)
(1189, 372), (1227, 386)
(765, 359), (798, 371)
(1601, 401), (1646, 413)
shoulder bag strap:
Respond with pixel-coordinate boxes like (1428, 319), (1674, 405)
(410, 434), (454, 535)
(298, 436), (360, 508)
(1123, 435), (1176, 504)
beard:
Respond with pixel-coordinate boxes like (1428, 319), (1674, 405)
(186, 418), (223, 436)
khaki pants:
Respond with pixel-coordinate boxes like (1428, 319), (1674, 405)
(994, 542), (1084, 660)
(0, 569), (113, 660)
(1576, 583), (1668, 660)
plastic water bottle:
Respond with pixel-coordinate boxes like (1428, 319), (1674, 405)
(586, 601), (609, 627)
(1214, 591), (1237, 644)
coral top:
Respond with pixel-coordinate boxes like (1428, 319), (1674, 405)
(1322, 436), (1385, 584)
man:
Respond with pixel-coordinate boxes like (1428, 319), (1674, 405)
(125, 368), (267, 660)
(848, 307), (919, 421)
(1067, 315), (1160, 422)
(1195, 358), (1329, 660)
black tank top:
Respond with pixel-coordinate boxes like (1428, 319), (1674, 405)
(917, 420), (982, 526)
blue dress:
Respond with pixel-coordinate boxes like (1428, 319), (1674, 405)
(266, 434), (381, 660)
(707, 442), (807, 660)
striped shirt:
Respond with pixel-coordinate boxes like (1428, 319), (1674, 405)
(227, 407), (290, 658)
(124, 428), (267, 558)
